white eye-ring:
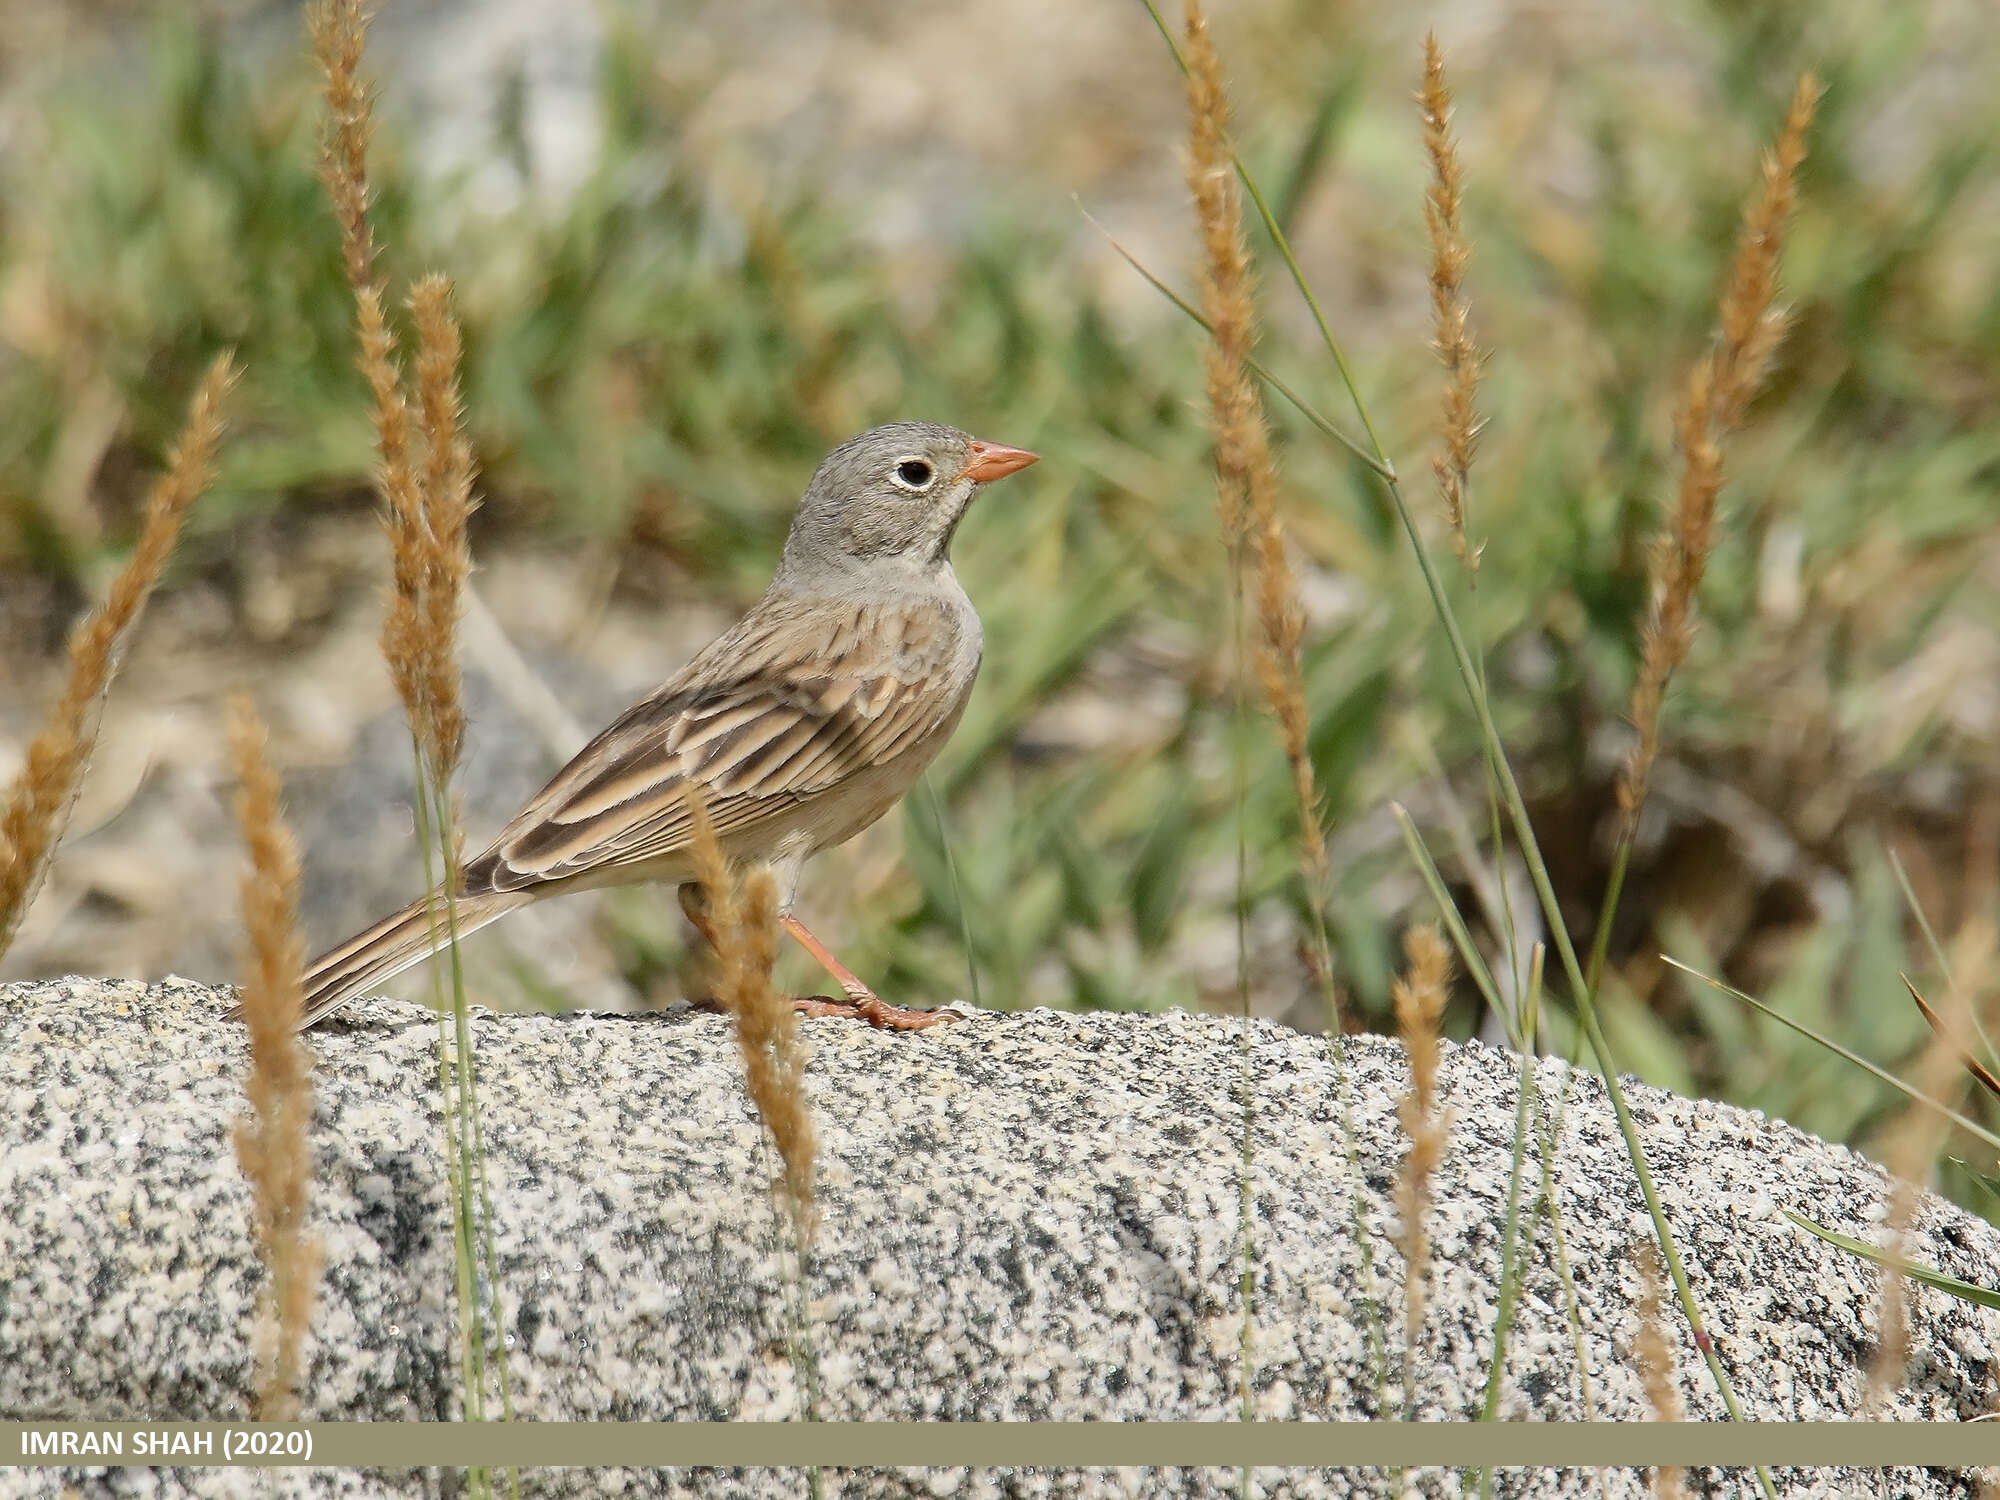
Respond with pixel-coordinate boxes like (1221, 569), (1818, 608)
(891, 457), (937, 491)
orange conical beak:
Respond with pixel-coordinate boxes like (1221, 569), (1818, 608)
(962, 439), (1040, 483)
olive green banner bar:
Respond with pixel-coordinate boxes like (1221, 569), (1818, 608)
(2, 1422), (1994, 1468)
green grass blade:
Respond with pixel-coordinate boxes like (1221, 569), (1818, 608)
(1130, 0), (1396, 479)
(1783, 1211), (2000, 1310)
(1664, 956), (2000, 1154)
(1888, 845), (1954, 978)
(1392, 801), (1510, 1037)
(1887, 845), (2000, 1078)
(1952, 1160), (2000, 1214)
(1076, 201), (1389, 478)
(1370, 415), (1765, 1459)
(922, 774), (983, 1010)
(1478, 947), (1546, 1441)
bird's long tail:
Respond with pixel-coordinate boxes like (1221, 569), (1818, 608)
(229, 889), (525, 1031)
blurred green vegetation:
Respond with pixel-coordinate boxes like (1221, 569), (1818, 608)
(4, 4), (1997, 1204)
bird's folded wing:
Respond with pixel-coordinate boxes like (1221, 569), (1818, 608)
(469, 609), (954, 893)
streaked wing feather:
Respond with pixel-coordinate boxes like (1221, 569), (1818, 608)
(470, 598), (960, 893)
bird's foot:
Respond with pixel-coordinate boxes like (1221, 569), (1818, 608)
(684, 992), (967, 1031)
(792, 991), (967, 1030)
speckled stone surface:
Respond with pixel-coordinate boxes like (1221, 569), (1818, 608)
(3, 978), (1994, 1499)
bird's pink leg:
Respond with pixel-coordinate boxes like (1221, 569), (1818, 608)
(779, 914), (963, 1031)
(676, 884), (958, 1030)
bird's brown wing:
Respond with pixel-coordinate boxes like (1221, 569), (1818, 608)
(464, 595), (967, 895)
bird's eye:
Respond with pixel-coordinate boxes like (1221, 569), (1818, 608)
(894, 458), (935, 489)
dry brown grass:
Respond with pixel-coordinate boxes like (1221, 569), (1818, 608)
(0, 352), (238, 958)
(1182, 0), (1254, 553)
(308, 0), (415, 575)
(685, 791), (817, 1237)
(1182, 0), (1326, 898)
(1631, 1241), (1688, 1500)
(1391, 923), (1451, 1356)
(1619, 74), (1820, 823)
(1868, 918), (1994, 1410)
(404, 274), (476, 785)
(312, 2), (504, 1432)
(308, 0), (373, 295)
(1419, 32), (1483, 574)
(227, 694), (320, 1423)
(312, 0), (472, 795)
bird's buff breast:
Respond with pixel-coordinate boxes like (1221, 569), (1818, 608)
(793, 587), (981, 855)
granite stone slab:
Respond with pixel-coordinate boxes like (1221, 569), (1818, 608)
(3, 977), (1993, 1498)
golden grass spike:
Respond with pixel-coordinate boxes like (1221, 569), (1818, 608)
(409, 274), (475, 781)
(730, 868), (818, 1238)
(1183, 0), (1328, 890)
(1420, 33), (1483, 573)
(1713, 76), (1821, 426)
(1632, 1242), (1688, 1499)
(1871, 918), (1994, 1410)
(306, 0), (376, 294)
(363, 278), (426, 704)
(306, 0), (412, 536)
(1182, 0), (1255, 549)
(684, 786), (737, 951)
(684, 792), (817, 1237)
(0, 352), (238, 958)
(1392, 924), (1452, 1356)
(227, 694), (321, 1423)
(309, 0), (441, 768)
(1621, 360), (1714, 821)
(1618, 75), (1819, 824)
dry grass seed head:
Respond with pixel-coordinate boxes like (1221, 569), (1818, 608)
(1631, 1241), (1688, 1500)
(1618, 74), (1818, 822)
(1250, 517), (1324, 884)
(1392, 923), (1452, 1350)
(0, 352), (238, 957)
(309, 0), (469, 789)
(407, 274), (475, 780)
(1622, 362), (1717, 819)
(1419, 32), (1484, 573)
(1182, 0), (1327, 888)
(684, 786), (737, 947)
(1182, 0), (1257, 548)
(684, 790), (817, 1238)
(307, 0), (377, 293)
(227, 694), (321, 1422)
(307, 0), (421, 623)
(730, 868), (817, 1237)
(1713, 76), (1820, 423)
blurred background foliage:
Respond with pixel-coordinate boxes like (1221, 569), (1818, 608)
(2, 0), (1997, 1208)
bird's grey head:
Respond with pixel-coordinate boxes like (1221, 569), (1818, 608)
(777, 421), (1038, 585)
